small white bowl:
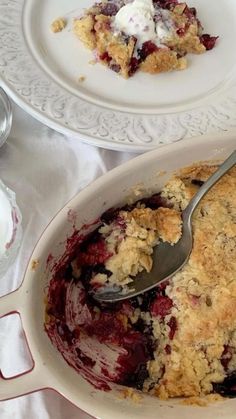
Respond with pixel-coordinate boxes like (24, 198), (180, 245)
(0, 180), (22, 277)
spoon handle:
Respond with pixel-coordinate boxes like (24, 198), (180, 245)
(183, 150), (236, 220)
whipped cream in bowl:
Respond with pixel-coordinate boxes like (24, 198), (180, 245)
(0, 180), (22, 277)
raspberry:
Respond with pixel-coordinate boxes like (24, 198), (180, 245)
(151, 295), (173, 318)
(100, 52), (112, 62)
(138, 41), (158, 61)
(200, 34), (218, 50)
(77, 240), (112, 266)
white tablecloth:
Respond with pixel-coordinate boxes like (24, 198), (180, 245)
(0, 102), (137, 419)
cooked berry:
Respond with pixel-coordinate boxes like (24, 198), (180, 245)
(110, 63), (121, 73)
(77, 239), (112, 266)
(213, 373), (236, 398)
(221, 345), (233, 371)
(139, 193), (170, 210)
(140, 288), (158, 311)
(200, 34), (219, 50)
(191, 179), (204, 187)
(101, 207), (120, 224)
(100, 52), (112, 62)
(189, 7), (197, 16)
(118, 332), (153, 385)
(153, 0), (178, 10)
(138, 41), (158, 61)
(168, 316), (177, 340)
(101, 2), (118, 16)
(125, 364), (150, 390)
(151, 296), (173, 318)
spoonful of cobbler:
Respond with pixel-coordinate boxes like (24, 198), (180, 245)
(95, 150), (236, 303)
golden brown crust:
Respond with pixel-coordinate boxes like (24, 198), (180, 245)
(151, 164), (236, 399)
(168, 14), (206, 54)
(140, 49), (187, 74)
(73, 16), (96, 50)
(124, 207), (182, 243)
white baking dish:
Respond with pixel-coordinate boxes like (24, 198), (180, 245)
(0, 132), (235, 419)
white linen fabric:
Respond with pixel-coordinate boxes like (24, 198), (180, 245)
(0, 102), (136, 419)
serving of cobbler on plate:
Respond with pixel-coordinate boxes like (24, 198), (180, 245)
(45, 162), (236, 401)
(71, 0), (218, 78)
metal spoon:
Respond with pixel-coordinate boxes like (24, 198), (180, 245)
(0, 87), (12, 147)
(95, 150), (236, 303)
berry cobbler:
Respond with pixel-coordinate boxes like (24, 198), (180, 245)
(73, 0), (218, 78)
(45, 163), (236, 401)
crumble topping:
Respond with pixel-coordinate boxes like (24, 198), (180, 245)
(51, 18), (67, 33)
(81, 206), (182, 289)
(45, 163), (236, 402)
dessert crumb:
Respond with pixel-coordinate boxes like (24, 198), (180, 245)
(181, 394), (225, 407)
(89, 59), (97, 65)
(119, 388), (142, 403)
(31, 259), (40, 271)
(51, 18), (67, 33)
(78, 75), (86, 83)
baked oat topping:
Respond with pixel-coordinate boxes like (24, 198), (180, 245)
(45, 163), (236, 401)
(51, 18), (67, 33)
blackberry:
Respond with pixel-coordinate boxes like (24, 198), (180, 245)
(139, 193), (170, 210)
(213, 373), (236, 398)
(140, 288), (158, 312)
(191, 179), (204, 187)
(101, 207), (119, 224)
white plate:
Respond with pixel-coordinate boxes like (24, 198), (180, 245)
(1, 0), (236, 151)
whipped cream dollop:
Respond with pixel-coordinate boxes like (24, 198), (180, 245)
(114, 0), (174, 48)
(0, 186), (13, 257)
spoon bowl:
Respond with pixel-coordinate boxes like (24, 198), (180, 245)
(95, 150), (236, 303)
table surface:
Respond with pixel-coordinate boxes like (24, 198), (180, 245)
(0, 102), (136, 419)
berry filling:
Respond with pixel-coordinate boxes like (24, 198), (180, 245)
(45, 164), (236, 400)
(45, 191), (177, 392)
(138, 41), (159, 61)
(213, 373), (236, 398)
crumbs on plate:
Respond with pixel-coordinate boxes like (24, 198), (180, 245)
(31, 259), (40, 271)
(51, 17), (67, 33)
